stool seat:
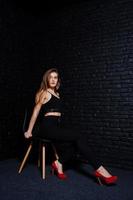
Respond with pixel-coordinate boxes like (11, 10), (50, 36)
(32, 136), (52, 143)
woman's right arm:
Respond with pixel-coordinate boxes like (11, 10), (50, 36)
(24, 91), (47, 138)
(24, 102), (42, 138)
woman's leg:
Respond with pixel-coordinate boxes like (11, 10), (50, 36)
(53, 132), (118, 183)
(40, 117), (100, 167)
(76, 135), (101, 169)
(39, 117), (117, 182)
(53, 141), (77, 164)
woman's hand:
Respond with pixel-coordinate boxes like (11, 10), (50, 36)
(24, 130), (32, 138)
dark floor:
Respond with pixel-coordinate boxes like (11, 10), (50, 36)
(0, 159), (133, 200)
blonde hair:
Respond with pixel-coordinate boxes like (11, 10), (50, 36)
(35, 68), (60, 103)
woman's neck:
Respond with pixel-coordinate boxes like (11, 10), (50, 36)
(47, 88), (59, 98)
(47, 88), (55, 93)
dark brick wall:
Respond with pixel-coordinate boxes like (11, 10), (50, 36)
(0, 0), (133, 169)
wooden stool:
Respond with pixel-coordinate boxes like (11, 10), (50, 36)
(18, 137), (58, 179)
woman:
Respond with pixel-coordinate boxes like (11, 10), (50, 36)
(24, 68), (118, 184)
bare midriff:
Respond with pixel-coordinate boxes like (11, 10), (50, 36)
(44, 112), (61, 117)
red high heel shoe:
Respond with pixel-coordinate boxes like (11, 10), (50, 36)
(51, 162), (67, 180)
(94, 171), (118, 185)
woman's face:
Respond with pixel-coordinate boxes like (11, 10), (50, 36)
(48, 72), (59, 89)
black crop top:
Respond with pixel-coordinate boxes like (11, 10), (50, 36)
(41, 92), (62, 115)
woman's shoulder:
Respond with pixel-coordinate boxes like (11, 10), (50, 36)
(36, 90), (49, 104)
(40, 90), (51, 99)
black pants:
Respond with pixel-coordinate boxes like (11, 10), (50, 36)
(38, 116), (101, 170)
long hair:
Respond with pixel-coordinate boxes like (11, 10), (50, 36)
(35, 68), (60, 103)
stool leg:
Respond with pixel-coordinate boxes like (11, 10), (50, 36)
(42, 144), (45, 179)
(18, 142), (33, 173)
